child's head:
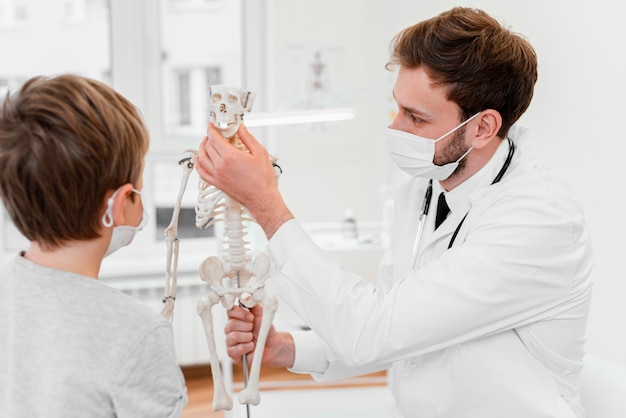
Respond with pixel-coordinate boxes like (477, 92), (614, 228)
(0, 74), (149, 250)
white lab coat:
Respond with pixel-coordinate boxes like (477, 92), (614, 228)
(269, 125), (593, 418)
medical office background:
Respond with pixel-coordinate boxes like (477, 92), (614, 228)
(0, 0), (624, 373)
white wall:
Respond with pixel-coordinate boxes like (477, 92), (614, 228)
(262, 0), (392, 224)
(269, 0), (626, 366)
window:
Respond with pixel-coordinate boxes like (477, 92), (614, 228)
(176, 70), (192, 126)
(0, 1), (246, 260)
(159, 0), (243, 139)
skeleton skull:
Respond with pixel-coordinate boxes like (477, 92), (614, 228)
(209, 85), (256, 139)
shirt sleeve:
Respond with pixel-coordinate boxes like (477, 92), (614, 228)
(268, 188), (592, 368)
(270, 221), (392, 380)
(289, 329), (390, 382)
(110, 324), (187, 418)
(288, 330), (329, 373)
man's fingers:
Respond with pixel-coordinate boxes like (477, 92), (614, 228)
(237, 125), (264, 156)
(248, 304), (263, 317)
(224, 323), (257, 365)
(194, 136), (211, 178)
(225, 328), (253, 346)
(227, 305), (254, 321)
(226, 340), (255, 364)
(196, 136), (208, 164)
(224, 305), (259, 364)
(225, 308), (254, 334)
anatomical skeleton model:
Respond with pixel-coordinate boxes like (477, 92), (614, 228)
(161, 85), (279, 411)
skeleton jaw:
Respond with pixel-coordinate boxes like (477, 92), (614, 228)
(213, 118), (240, 139)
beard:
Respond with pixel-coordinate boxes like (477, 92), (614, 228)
(433, 124), (470, 174)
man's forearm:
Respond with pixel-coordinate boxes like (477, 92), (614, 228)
(249, 191), (294, 240)
(265, 331), (296, 368)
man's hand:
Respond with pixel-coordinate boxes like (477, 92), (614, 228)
(224, 304), (295, 368)
(195, 123), (294, 239)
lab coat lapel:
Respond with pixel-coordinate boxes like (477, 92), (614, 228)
(395, 178), (432, 276)
(421, 199), (472, 257)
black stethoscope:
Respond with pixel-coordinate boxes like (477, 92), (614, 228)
(410, 138), (515, 269)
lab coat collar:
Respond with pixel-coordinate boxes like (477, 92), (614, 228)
(437, 137), (513, 220)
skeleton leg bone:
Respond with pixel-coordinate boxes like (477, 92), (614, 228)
(197, 294), (234, 411)
(238, 253), (276, 405)
(239, 291), (278, 405)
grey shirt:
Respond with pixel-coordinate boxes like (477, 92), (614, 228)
(0, 253), (187, 417)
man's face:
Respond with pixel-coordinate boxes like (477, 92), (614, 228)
(389, 66), (470, 166)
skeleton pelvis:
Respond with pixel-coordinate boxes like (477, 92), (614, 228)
(199, 253), (272, 310)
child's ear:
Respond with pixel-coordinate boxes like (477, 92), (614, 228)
(105, 183), (134, 226)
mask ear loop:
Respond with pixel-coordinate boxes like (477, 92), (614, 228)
(434, 112), (481, 143)
(455, 145), (474, 163)
(102, 189), (122, 228)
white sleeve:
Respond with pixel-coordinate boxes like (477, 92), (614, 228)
(268, 192), (591, 368)
(288, 330), (329, 374)
(270, 221), (392, 379)
(288, 330), (389, 382)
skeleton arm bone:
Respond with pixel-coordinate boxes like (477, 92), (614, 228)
(162, 153), (195, 321)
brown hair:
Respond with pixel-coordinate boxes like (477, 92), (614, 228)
(386, 7), (538, 137)
(0, 74), (149, 249)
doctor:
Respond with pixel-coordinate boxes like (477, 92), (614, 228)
(195, 7), (593, 418)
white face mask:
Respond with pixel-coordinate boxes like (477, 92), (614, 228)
(101, 187), (148, 258)
(386, 113), (479, 180)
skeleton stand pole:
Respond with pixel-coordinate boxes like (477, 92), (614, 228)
(237, 270), (251, 418)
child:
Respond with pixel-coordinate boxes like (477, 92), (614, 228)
(0, 74), (187, 417)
